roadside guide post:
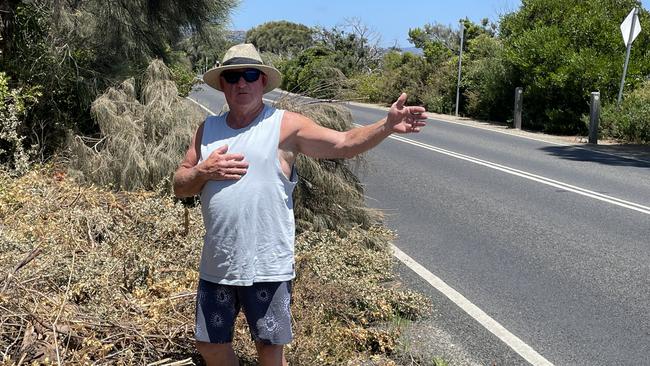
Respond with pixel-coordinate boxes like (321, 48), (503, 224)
(589, 92), (601, 144)
(455, 22), (464, 117)
(617, 8), (642, 107)
(514, 87), (523, 129)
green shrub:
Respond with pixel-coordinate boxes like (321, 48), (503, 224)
(170, 62), (199, 97)
(279, 46), (349, 99)
(599, 81), (650, 144)
(421, 60), (456, 114)
(463, 34), (512, 122)
(0, 72), (40, 174)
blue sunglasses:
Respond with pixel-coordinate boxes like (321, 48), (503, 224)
(221, 69), (262, 84)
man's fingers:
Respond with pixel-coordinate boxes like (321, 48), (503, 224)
(394, 93), (408, 109)
(227, 168), (248, 176)
(223, 153), (246, 161)
(223, 160), (248, 168)
(221, 174), (244, 180)
(212, 144), (228, 155)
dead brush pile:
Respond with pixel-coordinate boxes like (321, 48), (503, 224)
(1, 63), (429, 364)
(0, 167), (428, 365)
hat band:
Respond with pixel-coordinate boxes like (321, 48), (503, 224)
(222, 57), (263, 66)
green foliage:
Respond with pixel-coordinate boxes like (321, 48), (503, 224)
(353, 51), (431, 107)
(279, 21), (382, 100)
(177, 23), (234, 73)
(500, 0), (650, 133)
(315, 26), (382, 75)
(0, 0), (236, 164)
(599, 81), (650, 143)
(403, 19), (503, 116)
(421, 59), (457, 115)
(462, 34), (512, 121)
(0, 72), (40, 174)
(279, 46), (349, 99)
(246, 21), (314, 55)
(169, 60), (199, 97)
(408, 18), (496, 64)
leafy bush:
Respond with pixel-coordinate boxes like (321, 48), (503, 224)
(353, 51), (433, 107)
(0, 72), (40, 174)
(599, 81), (650, 143)
(462, 34), (512, 122)
(279, 46), (349, 99)
(1, 0), (236, 164)
(500, 0), (650, 133)
(169, 61), (199, 97)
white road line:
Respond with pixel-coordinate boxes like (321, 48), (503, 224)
(430, 117), (650, 165)
(386, 133), (650, 215)
(391, 244), (554, 366)
(187, 97), (217, 115)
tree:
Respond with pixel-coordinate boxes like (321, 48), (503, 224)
(0, 0), (236, 165)
(500, 0), (650, 133)
(408, 18), (496, 64)
(246, 21), (314, 56)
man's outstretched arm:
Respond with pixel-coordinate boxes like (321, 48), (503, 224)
(284, 93), (427, 159)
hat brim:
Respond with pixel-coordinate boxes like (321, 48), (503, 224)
(202, 64), (282, 94)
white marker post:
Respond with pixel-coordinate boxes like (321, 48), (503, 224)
(455, 22), (464, 117)
(617, 8), (642, 107)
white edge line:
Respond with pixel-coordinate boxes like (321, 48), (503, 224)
(187, 96), (216, 115)
(349, 104), (650, 165)
(434, 118), (650, 165)
(387, 134), (650, 215)
(391, 244), (554, 366)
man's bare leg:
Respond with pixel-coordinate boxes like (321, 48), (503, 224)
(196, 341), (238, 366)
(255, 342), (287, 366)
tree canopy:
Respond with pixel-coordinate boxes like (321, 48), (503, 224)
(246, 21), (314, 55)
(0, 0), (236, 166)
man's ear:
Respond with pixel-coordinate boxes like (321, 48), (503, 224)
(219, 77), (226, 90)
(261, 73), (268, 87)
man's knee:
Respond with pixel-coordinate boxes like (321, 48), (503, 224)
(255, 342), (286, 366)
(196, 341), (236, 365)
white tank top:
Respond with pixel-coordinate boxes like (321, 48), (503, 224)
(199, 105), (297, 285)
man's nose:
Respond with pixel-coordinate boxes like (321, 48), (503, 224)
(236, 76), (248, 86)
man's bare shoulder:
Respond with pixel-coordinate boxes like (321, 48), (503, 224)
(281, 110), (313, 131)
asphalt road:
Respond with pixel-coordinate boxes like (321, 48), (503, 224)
(190, 87), (650, 365)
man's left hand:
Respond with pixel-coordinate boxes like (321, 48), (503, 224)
(386, 93), (428, 134)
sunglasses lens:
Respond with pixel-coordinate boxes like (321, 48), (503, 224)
(222, 69), (262, 84)
(242, 69), (261, 82)
(222, 72), (240, 83)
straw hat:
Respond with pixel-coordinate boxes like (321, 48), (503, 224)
(202, 43), (282, 94)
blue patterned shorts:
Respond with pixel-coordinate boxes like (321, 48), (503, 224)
(195, 279), (293, 345)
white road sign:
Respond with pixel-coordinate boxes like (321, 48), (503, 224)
(621, 8), (641, 46)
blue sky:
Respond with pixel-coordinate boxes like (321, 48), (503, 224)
(230, 0), (649, 48)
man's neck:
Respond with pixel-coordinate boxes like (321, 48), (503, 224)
(226, 102), (265, 129)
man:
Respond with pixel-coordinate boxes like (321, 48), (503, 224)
(173, 43), (427, 366)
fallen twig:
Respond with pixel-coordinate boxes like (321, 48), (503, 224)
(2, 247), (42, 292)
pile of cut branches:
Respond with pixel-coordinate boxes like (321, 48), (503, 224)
(0, 167), (429, 365)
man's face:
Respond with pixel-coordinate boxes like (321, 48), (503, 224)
(220, 68), (268, 107)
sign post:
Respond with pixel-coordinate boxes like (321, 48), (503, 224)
(617, 8), (642, 107)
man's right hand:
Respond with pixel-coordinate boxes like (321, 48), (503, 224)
(197, 144), (248, 180)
